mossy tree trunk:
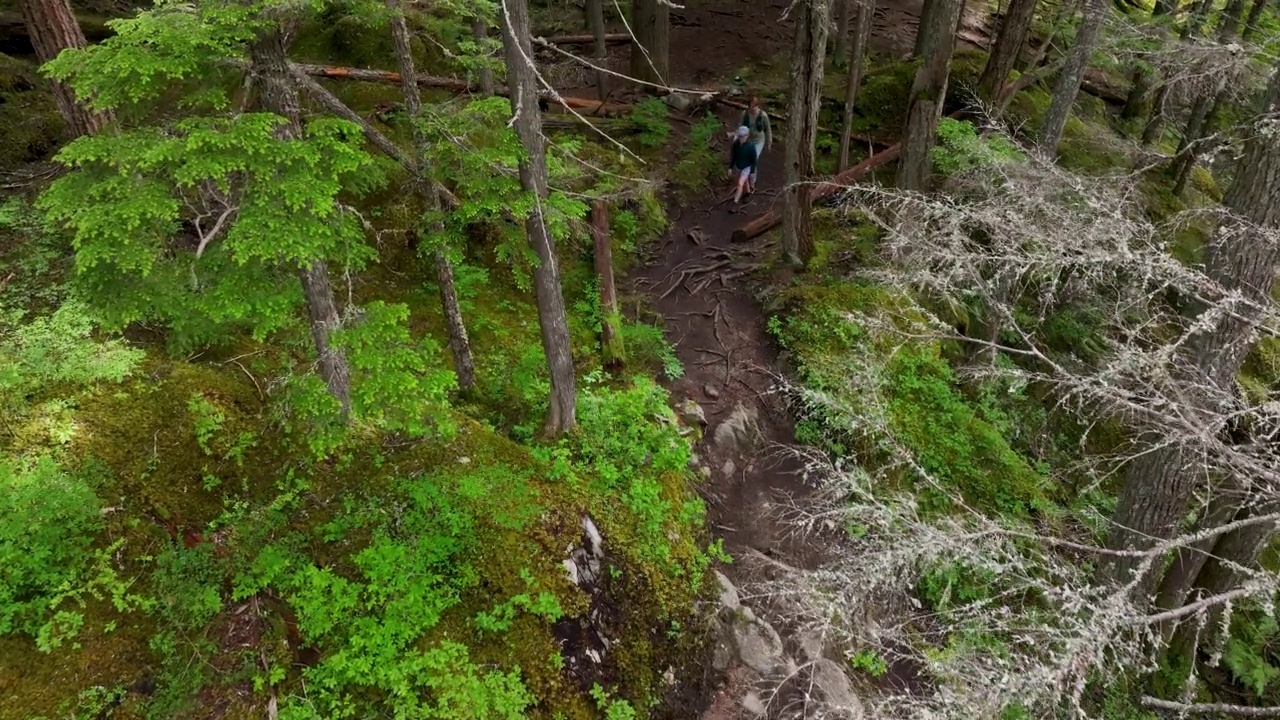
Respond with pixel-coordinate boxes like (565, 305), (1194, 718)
(629, 0), (668, 88)
(250, 23), (353, 417)
(782, 0), (829, 267)
(977, 0), (1037, 105)
(17, 0), (111, 137)
(586, 0), (608, 99)
(1103, 60), (1280, 597)
(590, 201), (625, 371)
(501, 0), (578, 437)
(898, 0), (960, 192)
(1038, 0), (1107, 154)
(388, 0), (477, 393)
(837, 0), (875, 171)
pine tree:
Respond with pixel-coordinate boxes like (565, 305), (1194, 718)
(499, 0), (578, 436)
(782, 0), (829, 267)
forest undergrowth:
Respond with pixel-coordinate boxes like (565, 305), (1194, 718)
(4, 0), (1280, 717)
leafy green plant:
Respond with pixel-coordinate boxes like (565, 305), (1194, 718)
(848, 649), (889, 677)
(629, 98), (671, 149)
(0, 457), (141, 649)
(590, 683), (637, 720)
(673, 113), (724, 194)
(931, 118), (1023, 176)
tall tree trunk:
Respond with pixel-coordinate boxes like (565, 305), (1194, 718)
(1157, 65), (1280, 631)
(472, 17), (495, 95)
(782, 0), (829, 267)
(629, 0), (669, 87)
(1141, 81), (1170, 147)
(17, 0), (111, 137)
(433, 251), (477, 391)
(1153, 472), (1248, 633)
(1017, 0), (1076, 71)
(914, 0), (966, 61)
(501, 0), (578, 437)
(1103, 62), (1280, 596)
(250, 24), (353, 416)
(298, 262), (353, 417)
(590, 201), (625, 370)
(1241, 0), (1268, 41)
(586, 0), (608, 100)
(1169, 0), (1246, 193)
(833, 0), (851, 66)
(838, 0), (876, 171)
(1121, 63), (1155, 122)
(389, 0), (478, 393)
(898, 0), (961, 191)
(977, 0), (1038, 105)
(1038, 0), (1107, 154)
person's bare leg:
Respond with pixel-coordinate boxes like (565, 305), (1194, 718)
(733, 171), (748, 203)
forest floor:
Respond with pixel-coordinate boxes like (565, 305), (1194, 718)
(564, 1), (999, 717)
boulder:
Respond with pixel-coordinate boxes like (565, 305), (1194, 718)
(715, 571), (740, 612)
(713, 402), (761, 454)
(731, 612), (786, 675)
(811, 658), (863, 718)
(675, 398), (707, 428)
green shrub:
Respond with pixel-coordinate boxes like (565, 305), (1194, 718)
(0, 457), (103, 641)
(629, 98), (672, 149)
(931, 118), (1023, 176)
(673, 113), (724, 194)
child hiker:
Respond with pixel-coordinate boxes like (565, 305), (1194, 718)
(739, 96), (772, 188)
(727, 125), (758, 205)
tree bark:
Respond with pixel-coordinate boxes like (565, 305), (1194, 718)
(250, 23), (352, 416)
(1241, 0), (1269, 41)
(838, 0), (876, 171)
(590, 201), (625, 371)
(1169, 0), (1246, 193)
(977, 0), (1038, 105)
(389, 0), (478, 394)
(17, 0), (111, 138)
(501, 0), (578, 437)
(898, 0), (961, 192)
(782, 0), (829, 267)
(833, 0), (851, 66)
(1104, 62), (1280, 595)
(586, 0), (608, 100)
(629, 0), (669, 87)
(1038, 0), (1107, 154)
(472, 17), (495, 95)
(433, 251), (476, 392)
(1121, 63), (1155, 122)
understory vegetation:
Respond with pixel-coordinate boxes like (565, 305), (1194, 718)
(5, 0), (1280, 716)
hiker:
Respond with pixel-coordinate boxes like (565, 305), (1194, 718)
(739, 96), (773, 188)
(727, 125), (758, 205)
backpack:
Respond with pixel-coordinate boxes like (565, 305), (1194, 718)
(740, 110), (767, 135)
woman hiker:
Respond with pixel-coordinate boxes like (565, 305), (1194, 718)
(727, 125), (758, 205)
(739, 96), (773, 188)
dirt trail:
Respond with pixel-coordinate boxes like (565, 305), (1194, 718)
(612, 1), (995, 716)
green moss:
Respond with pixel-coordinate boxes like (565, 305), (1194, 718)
(770, 281), (1049, 516)
(0, 53), (65, 171)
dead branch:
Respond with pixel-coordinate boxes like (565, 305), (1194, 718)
(1140, 697), (1280, 717)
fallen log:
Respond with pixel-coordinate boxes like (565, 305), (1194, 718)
(730, 109), (965, 243)
(540, 32), (632, 45)
(1080, 67), (1128, 105)
(290, 62), (633, 116)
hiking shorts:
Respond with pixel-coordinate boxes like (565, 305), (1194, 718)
(736, 166), (754, 182)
